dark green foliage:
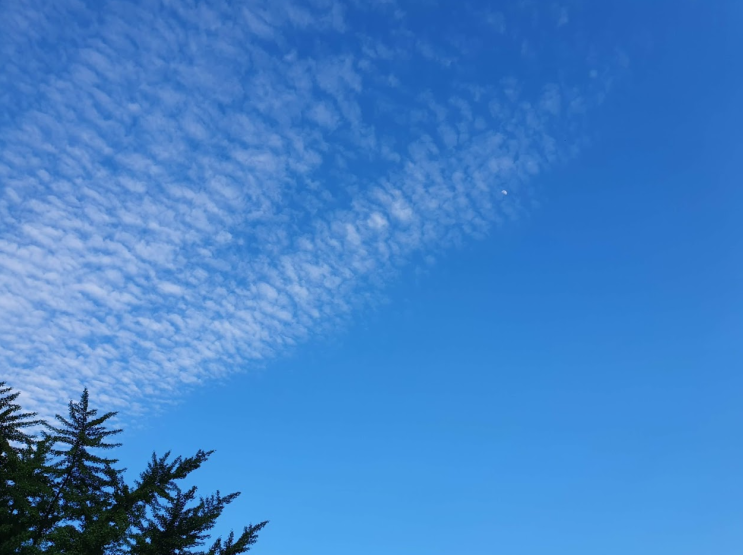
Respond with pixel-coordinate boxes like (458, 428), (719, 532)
(0, 382), (52, 554)
(0, 383), (267, 555)
(0, 382), (43, 447)
(35, 389), (125, 552)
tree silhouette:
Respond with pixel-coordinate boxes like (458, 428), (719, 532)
(0, 383), (266, 555)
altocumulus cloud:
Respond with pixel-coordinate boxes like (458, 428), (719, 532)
(0, 0), (616, 417)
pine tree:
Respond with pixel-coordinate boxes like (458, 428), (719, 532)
(0, 382), (51, 555)
(0, 384), (267, 554)
(126, 450), (267, 555)
(33, 388), (125, 553)
(0, 382), (42, 446)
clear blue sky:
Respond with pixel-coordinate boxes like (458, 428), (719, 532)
(2, 1), (742, 554)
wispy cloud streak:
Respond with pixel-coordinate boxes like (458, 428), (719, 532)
(0, 0), (615, 416)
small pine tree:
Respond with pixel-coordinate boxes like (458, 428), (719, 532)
(0, 384), (267, 555)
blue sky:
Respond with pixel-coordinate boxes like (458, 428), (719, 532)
(2, 0), (742, 553)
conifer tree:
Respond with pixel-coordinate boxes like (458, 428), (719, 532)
(33, 388), (126, 553)
(0, 382), (51, 554)
(0, 384), (267, 554)
(0, 382), (42, 446)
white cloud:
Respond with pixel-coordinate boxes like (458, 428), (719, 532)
(0, 0), (615, 418)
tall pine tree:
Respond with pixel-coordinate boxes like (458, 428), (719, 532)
(34, 388), (125, 553)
